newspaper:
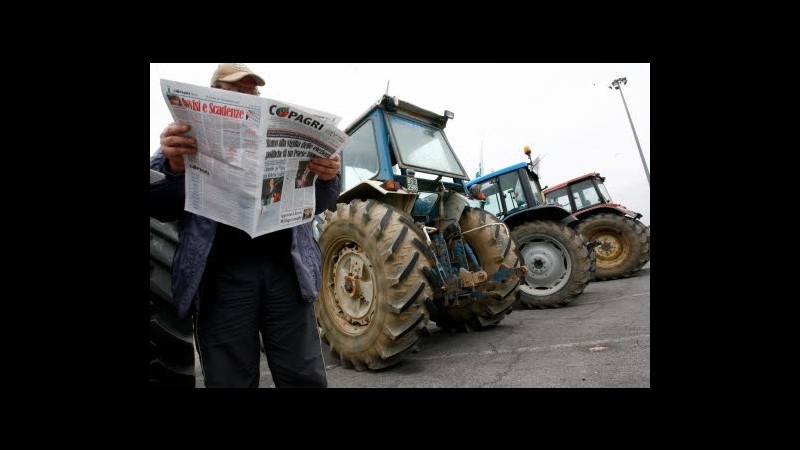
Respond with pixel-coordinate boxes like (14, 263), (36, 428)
(161, 79), (350, 238)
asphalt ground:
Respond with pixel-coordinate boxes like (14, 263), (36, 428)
(195, 262), (650, 388)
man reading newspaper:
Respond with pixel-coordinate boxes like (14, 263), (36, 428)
(150, 63), (343, 388)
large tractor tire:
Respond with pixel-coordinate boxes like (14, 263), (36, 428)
(640, 224), (651, 267)
(512, 220), (595, 308)
(150, 218), (195, 387)
(316, 199), (433, 371)
(577, 213), (650, 280)
(431, 207), (521, 332)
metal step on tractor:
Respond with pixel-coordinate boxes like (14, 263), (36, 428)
(543, 173), (650, 280)
(315, 95), (527, 371)
(465, 147), (596, 309)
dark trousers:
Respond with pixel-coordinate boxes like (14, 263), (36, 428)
(195, 256), (327, 388)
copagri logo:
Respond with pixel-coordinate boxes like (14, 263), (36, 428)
(269, 105), (324, 130)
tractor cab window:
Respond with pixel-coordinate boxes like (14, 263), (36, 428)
(596, 179), (612, 203)
(570, 179), (601, 210)
(525, 176), (544, 206)
(387, 114), (467, 178)
(497, 171), (528, 217)
(545, 187), (573, 212)
(470, 179), (502, 217)
(473, 172), (527, 219)
(342, 120), (379, 192)
(475, 180), (502, 218)
(511, 176), (528, 211)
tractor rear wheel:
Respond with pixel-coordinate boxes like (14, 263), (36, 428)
(150, 218), (195, 387)
(512, 220), (595, 308)
(316, 200), (433, 371)
(578, 213), (650, 280)
(431, 207), (521, 331)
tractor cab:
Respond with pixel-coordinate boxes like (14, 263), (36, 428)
(341, 95), (469, 196)
(468, 162), (544, 221)
(338, 95), (470, 222)
(467, 147), (573, 228)
(544, 173), (616, 213)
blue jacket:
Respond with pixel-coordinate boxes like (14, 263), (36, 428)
(150, 150), (341, 319)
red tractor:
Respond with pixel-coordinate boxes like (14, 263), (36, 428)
(543, 173), (650, 280)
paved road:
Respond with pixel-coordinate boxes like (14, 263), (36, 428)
(196, 262), (650, 388)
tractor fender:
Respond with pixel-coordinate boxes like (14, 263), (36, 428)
(336, 179), (417, 215)
(574, 205), (642, 221)
(504, 205), (576, 229)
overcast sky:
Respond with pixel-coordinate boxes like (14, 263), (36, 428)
(150, 63), (650, 225)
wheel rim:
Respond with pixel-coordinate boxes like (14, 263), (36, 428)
(329, 245), (376, 335)
(590, 229), (629, 269)
(518, 237), (571, 296)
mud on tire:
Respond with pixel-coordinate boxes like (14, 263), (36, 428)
(431, 207), (521, 332)
(578, 213), (650, 281)
(513, 220), (595, 309)
(316, 200), (433, 371)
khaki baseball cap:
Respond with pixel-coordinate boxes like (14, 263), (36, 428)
(210, 63), (265, 86)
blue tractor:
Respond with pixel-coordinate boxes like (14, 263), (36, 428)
(315, 95), (527, 371)
(466, 147), (596, 309)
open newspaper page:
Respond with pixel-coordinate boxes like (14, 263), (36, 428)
(160, 79), (350, 237)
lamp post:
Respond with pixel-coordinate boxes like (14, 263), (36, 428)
(610, 77), (650, 186)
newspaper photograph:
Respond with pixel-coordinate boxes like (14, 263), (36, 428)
(161, 79), (351, 238)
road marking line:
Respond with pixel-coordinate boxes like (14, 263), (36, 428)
(407, 334), (650, 361)
(578, 291), (650, 305)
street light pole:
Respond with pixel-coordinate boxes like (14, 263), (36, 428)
(610, 77), (650, 186)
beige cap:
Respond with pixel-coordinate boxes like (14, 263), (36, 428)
(210, 63), (265, 86)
